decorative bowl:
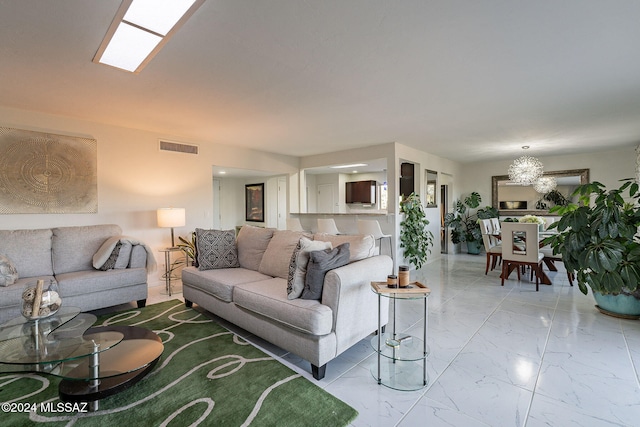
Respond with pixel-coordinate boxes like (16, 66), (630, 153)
(21, 280), (62, 320)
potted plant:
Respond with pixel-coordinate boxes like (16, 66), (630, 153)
(177, 232), (197, 266)
(543, 179), (640, 317)
(399, 193), (434, 269)
(444, 192), (498, 254)
(166, 232), (197, 277)
(535, 189), (570, 210)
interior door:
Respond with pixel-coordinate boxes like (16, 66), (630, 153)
(317, 184), (335, 213)
(277, 177), (287, 230)
(212, 177), (221, 229)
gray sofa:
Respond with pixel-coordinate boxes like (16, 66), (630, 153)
(182, 225), (392, 380)
(0, 224), (151, 324)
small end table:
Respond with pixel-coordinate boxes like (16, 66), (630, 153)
(158, 247), (184, 296)
(370, 281), (430, 391)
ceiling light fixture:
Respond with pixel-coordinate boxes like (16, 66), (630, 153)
(330, 163), (367, 169)
(533, 176), (557, 194)
(508, 146), (544, 185)
(93, 0), (205, 73)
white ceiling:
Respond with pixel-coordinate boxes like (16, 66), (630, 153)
(2, 1), (640, 163)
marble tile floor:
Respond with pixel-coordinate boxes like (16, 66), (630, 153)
(105, 254), (640, 427)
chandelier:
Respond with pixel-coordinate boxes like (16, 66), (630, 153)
(508, 146), (544, 185)
(533, 176), (557, 193)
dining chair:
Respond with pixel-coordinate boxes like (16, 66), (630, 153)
(286, 218), (305, 232)
(479, 219), (501, 274)
(357, 219), (392, 258)
(317, 218), (343, 235)
(489, 217), (502, 245)
(500, 222), (544, 291)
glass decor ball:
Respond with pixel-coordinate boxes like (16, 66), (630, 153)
(508, 155), (544, 185)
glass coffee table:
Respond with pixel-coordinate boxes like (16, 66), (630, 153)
(0, 306), (163, 411)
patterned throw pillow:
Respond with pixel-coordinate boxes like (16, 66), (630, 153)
(0, 254), (19, 287)
(195, 229), (240, 270)
(287, 237), (332, 299)
(99, 242), (122, 271)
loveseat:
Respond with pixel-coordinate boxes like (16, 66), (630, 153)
(182, 225), (392, 380)
(0, 224), (155, 324)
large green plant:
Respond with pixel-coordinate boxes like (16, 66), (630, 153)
(443, 192), (498, 244)
(543, 179), (640, 296)
(400, 193), (434, 269)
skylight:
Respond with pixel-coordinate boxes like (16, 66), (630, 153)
(94, 0), (204, 73)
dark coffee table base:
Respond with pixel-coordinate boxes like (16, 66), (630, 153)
(59, 326), (163, 406)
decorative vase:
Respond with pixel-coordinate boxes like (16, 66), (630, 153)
(22, 280), (62, 320)
(466, 240), (482, 255)
(593, 291), (640, 317)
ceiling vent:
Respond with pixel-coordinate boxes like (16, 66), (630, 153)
(159, 139), (198, 155)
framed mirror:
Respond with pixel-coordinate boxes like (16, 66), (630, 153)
(492, 169), (589, 216)
(425, 169), (437, 208)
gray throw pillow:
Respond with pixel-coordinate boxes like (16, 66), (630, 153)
(301, 243), (350, 300)
(0, 254), (18, 287)
(196, 228), (240, 270)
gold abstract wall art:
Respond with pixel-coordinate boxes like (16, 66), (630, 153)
(0, 127), (97, 214)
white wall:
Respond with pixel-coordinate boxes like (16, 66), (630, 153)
(0, 106), (299, 255)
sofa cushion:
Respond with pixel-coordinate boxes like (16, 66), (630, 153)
(52, 225), (122, 275)
(234, 278), (333, 335)
(236, 225), (274, 271)
(55, 268), (147, 297)
(0, 276), (56, 310)
(182, 266), (271, 302)
(0, 228), (54, 278)
(313, 233), (375, 262)
(196, 229), (240, 270)
(0, 255), (18, 287)
(301, 243), (350, 300)
(287, 237), (332, 300)
(259, 230), (310, 279)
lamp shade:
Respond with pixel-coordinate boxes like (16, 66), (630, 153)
(157, 208), (186, 228)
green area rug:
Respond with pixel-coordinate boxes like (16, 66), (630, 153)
(0, 300), (358, 426)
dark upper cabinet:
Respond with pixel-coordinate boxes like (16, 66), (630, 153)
(400, 162), (415, 198)
(346, 180), (376, 204)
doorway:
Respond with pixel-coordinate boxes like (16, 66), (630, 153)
(440, 184), (448, 253)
